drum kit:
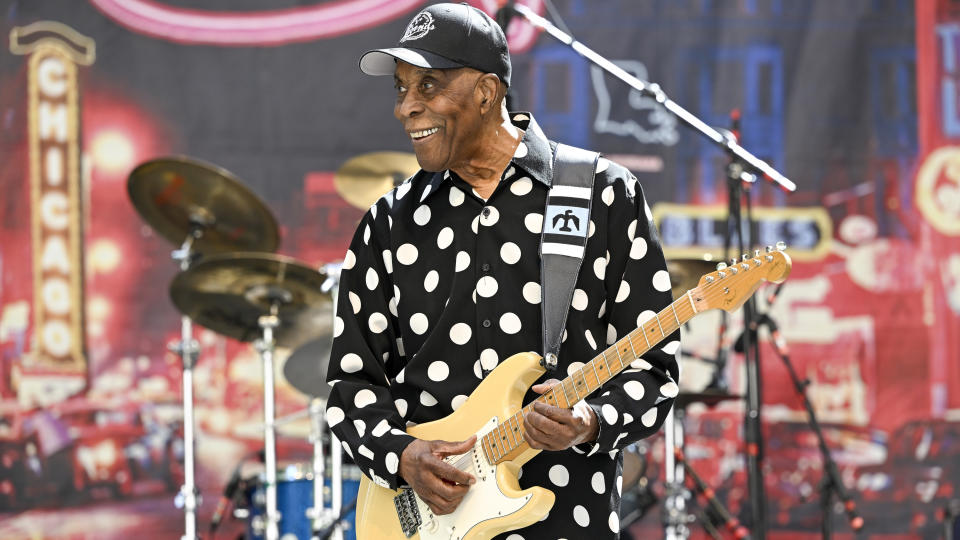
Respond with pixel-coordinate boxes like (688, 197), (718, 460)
(127, 154), (744, 540)
(127, 155), (416, 540)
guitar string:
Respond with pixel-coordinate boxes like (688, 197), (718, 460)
(478, 284), (706, 464)
(461, 262), (775, 468)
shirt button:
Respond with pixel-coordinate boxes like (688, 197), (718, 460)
(482, 319), (492, 328)
(482, 207), (491, 217)
(481, 263), (491, 272)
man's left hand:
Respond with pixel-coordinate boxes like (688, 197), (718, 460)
(524, 379), (600, 451)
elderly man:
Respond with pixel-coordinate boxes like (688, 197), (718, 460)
(325, 3), (679, 538)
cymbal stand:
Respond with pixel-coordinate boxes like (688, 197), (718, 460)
(255, 298), (284, 540)
(169, 228), (203, 540)
(663, 406), (692, 539)
(306, 398), (345, 540)
(310, 261), (346, 540)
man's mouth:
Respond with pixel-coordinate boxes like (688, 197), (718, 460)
(409, 127), (439, 141)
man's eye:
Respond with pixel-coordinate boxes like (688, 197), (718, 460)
(421, 81), (434, 90)
(396, 85), (407, 94)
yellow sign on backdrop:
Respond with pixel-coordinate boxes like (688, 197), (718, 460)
(10, 22), (95, 380)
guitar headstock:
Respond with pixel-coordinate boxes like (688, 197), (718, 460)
(690, 243), (792, 313)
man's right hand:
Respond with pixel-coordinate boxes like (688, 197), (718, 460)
(399, 436), (476, 515)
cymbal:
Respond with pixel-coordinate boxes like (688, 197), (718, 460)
(334, 151), (420, 210)
(666, 258), (716, 298)
(282, 336), (334, 399)
(128, 156), (280, 253)
(169, 252), (331, 347)
(675, 390), (741, 409)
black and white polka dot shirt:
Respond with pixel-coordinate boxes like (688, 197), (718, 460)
(326, 113), (680, 539)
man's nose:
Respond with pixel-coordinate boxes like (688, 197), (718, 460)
(396, 92), (424, 120)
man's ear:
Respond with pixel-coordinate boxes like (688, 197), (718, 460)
(476, 73), (501, 114)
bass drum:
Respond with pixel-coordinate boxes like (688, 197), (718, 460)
(243, 462), (362, 540)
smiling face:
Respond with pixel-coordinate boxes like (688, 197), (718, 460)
(393, 62), (487, 172)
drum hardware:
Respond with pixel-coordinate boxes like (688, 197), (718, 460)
(169, 252), (332, 540)
(333, 151), (420, 210)
(282, 337), (333, 401)
(662, 391), (741, 540)
(673, 447), (749, 539)
(128, 156), (279, 540)
(665, 258), (717, 303)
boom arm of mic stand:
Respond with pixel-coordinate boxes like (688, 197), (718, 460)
(508, 4), (796, 193)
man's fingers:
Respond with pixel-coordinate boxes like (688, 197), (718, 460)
(533, 401), (576, 425)
(531, 378), (562, 394)
(434, 435), (476, 457)
(429, 457), (475, 486)
(524, 411), (559, 448)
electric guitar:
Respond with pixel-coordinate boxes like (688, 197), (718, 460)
(355, 246), (792, 540)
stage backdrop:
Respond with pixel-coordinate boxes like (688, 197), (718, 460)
(1, 0), (958, 538)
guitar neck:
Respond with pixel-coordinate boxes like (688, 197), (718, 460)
(480, 290), (701, 465)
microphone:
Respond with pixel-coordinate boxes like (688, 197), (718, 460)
(495, 0), (517, 34)
(209, 464), (243, 533)
(760, 313), (790, 356)
(732, 313), (788, 356)
(764, 282), (785, 306)
(210, 450), (263, 533)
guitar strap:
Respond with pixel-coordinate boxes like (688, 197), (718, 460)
(539, 143), (600, 371)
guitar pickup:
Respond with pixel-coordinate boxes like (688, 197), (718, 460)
(393, 487), (422, 538)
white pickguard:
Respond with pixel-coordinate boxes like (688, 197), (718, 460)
(414, 417), (533, 540)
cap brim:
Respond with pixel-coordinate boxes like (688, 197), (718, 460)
(359, 47), (464, 76)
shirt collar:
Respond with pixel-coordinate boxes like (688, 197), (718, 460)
(420, 112), (553, 204)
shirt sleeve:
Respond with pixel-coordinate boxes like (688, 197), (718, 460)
(579, 169), (681, 456)
(325, 201), (415, 489)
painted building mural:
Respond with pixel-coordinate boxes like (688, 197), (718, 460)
(0, 0), (958, 538)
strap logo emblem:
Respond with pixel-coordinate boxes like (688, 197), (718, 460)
(552, 209), (580, 232)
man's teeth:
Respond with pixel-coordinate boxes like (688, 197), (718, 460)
(411, 127), (439, 139)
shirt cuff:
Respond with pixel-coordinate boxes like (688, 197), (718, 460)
(571, 400), (603, 456)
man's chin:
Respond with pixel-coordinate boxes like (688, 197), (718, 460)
(413, 151), (446, 173)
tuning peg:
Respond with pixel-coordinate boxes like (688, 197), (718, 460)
(776, 241), (786, 251)
(716, 262), (728, 271)
(754, 249), (761, 257)
(741, 262), (751, 270)
(730, 258), (739, 267)
(765, 245), (774, 253)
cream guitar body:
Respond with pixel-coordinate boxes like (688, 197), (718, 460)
(353, 247), (793, 540)
(355, 351), (552, 540)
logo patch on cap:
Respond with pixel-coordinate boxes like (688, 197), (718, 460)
(400, 11), (435, 42)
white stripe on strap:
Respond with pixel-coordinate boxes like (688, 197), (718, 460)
(549, 185), (592, 199)
(542, 242), (585, 258)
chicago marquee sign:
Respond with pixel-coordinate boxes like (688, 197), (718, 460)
(10, 22), (95, 384)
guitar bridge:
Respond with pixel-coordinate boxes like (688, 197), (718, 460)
(394, 487), (422, 538)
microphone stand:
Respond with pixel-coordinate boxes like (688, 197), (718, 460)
(747, 304), (865, 537)
(506, 6), (797, 538)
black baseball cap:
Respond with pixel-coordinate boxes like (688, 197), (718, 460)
(359, 3), (511, 87)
